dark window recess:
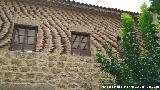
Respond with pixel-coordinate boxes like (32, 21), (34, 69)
(71, 32), (90, 56)
(10, 24), (37, 52)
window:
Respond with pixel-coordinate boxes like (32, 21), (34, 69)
(10, 24), (37, 52)
(71, 32), (90, 56)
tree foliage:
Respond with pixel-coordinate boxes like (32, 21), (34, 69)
(150, 0), (160, 14)
(96, 1), (160, 87)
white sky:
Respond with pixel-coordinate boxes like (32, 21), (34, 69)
(71, 0), (151, 12)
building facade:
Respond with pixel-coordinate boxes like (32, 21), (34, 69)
(0, 0), (137, 89)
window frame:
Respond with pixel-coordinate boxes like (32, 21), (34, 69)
(71, 31), (90, 56)
(10, 24), (38, 52)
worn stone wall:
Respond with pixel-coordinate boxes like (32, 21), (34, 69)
(0, 0), (122, 89)
(0, 49), (115, 90)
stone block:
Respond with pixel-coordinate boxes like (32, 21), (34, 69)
(18, 53), (26, 59)
(67, 72), (78, 79)
(4, 78), (12, 82)
(31, 66), (39, 72)
(48, 80), (56, 85)
(11, 58), (22, 66)
(25, 79), (36, 83)
(66, 62), (76, 67)
(20, 67), (30, 72)
(0, 56), (8, 65)
(68, 83), (78, 88)
(48, 61), (55, 67)
(89, 73), (100, 79)
(67, 56), (79, 62)
(1, 66), (8, 71)
(51, 68), (61, 74)
(77, 72), (85, 79)
(0, 72), (3, 79)
(39, 54), (48, 60)
(48, 55), (59, 61)
(15, 73), (24, 79)
(4, 72), (12, 79)
(59, 72), (68, 78)
(36, 73), (44, 80)
(12, 78), (24, 83)
(59, 55), (67, 61)
(57, 61), (64, 68)
(25, 59), (36, 66)
(56, 83), (67, 89)
(84, 57), (94, 63)
(26, 73), (35, 79)
(79, 68), (85, 72)
(10, 66), (19, 72)
(65, 67), (78, 72)
(26, 53), (37, 59)
(41, 67), (49, 72)
(80, 62), (91, 68)
(86, 68), (96, 73)
(45, 75), (53, 80)
(38, 60), (48, 66)
(79, 57), (85, 61)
